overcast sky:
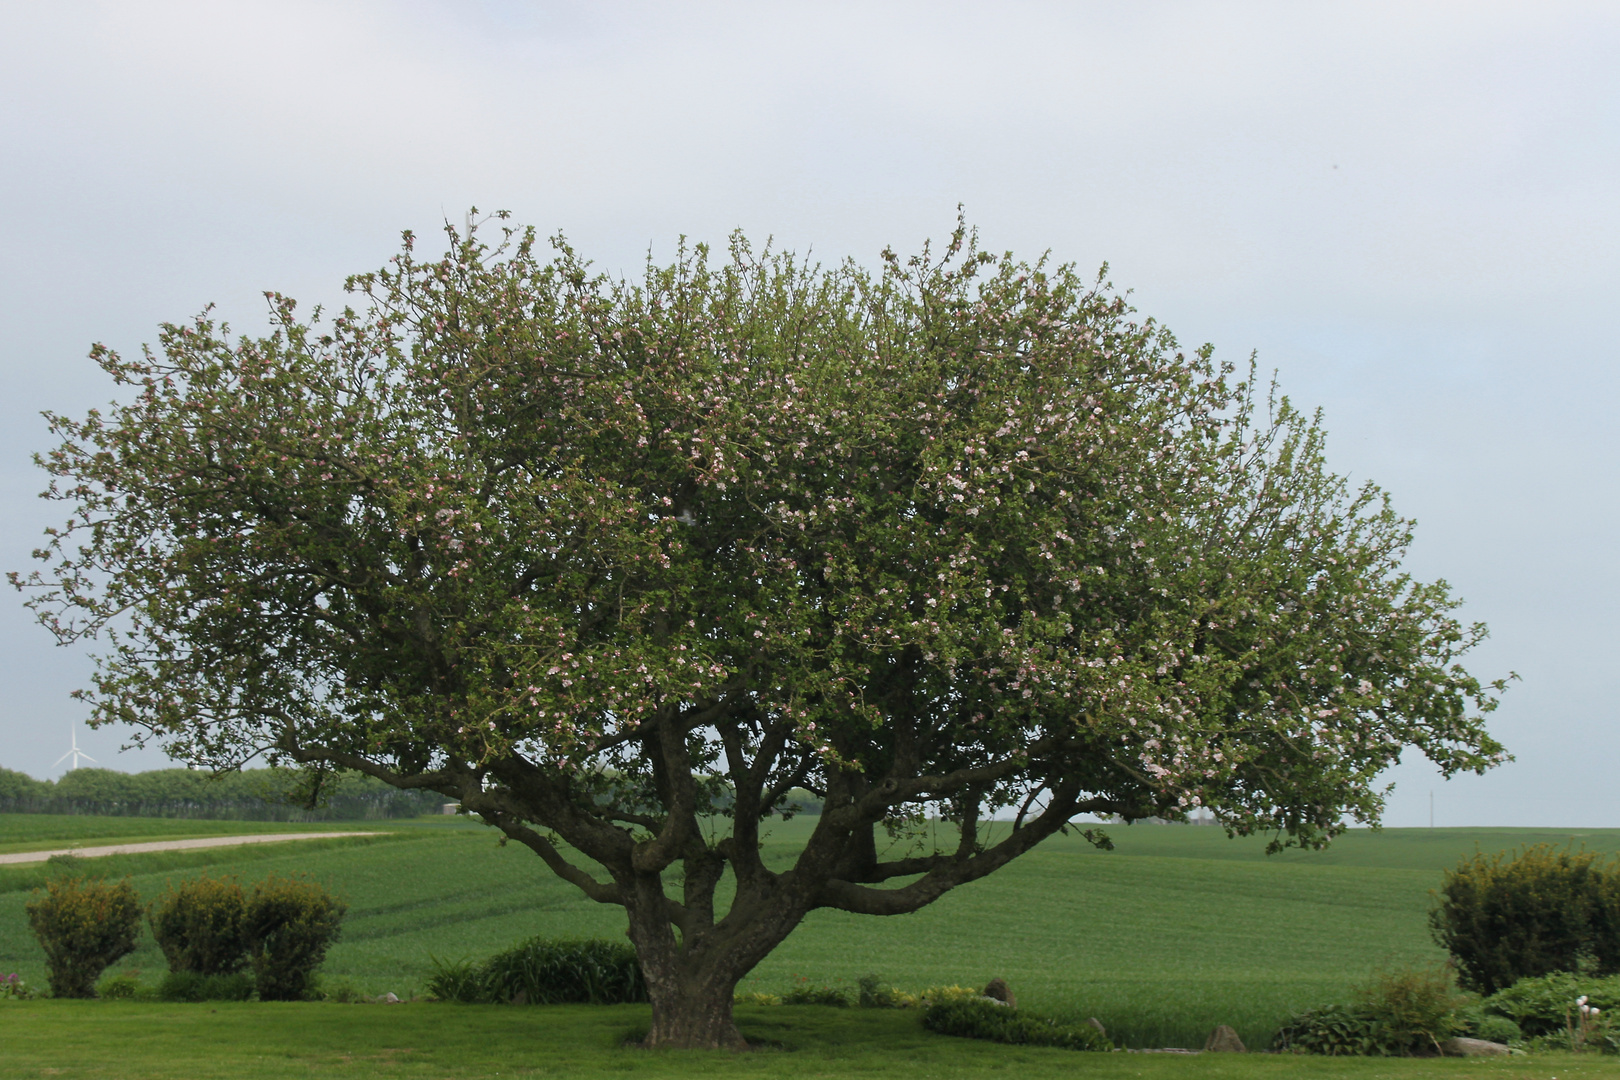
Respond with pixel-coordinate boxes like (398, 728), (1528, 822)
(1, 2), (1614, 827)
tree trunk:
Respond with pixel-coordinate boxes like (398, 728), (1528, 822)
(643, 975), (747, 1050)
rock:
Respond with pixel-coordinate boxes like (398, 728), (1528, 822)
(981, 978), (1016, 1008)
(382, 992), (401, 1004)
(1087, 1017), (1107, 1038)
(1439, 1037), (1511, 1057)
(1203, 1024), (1246, 1052)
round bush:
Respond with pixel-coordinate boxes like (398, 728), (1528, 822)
(26, 876), (142, 998)
(149, 874), (249, 976)
(242, 874), (345, 1002)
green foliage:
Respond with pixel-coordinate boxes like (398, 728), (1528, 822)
(1271, 1004), (1383, 1055)
(157, 969), (254, 1001)
(921, 997), (1112, 1051)
(96, 972), (142, 998)
(1431, 844), (1620, 993)
(25, 875), (142, 997)
(429, 937), (647, 1005)
(0, 972), (37, 1000)
(1482, 971), (1620, 1037)
(782, 978), (849, 1006)
(242, 874), (346, 1001)
(149, 874), (249, 975)
(316, 975), (365, 1003)
(1273, 966), (1464, 1056)
(1353, 965), (1464, 1055)
(1474, 1013), (1523, 1044)
(856, 973), (917, 1008)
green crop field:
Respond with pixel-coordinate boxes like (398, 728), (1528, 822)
(5, 813), (1620, 1071)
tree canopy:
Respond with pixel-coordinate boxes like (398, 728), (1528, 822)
(14, 214), (1508, 1046)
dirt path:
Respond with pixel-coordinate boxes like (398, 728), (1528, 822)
(0, 832), (384, 865)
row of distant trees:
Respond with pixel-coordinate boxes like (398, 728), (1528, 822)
(0, 765), (447, 821)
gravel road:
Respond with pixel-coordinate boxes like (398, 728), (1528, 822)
(0, 832), (384, 865)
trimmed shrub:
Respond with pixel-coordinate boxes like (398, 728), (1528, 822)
(1432, 845), (1620, 993)
(856, 973), (919, 1008)
(149, 874), (249, 976)
(26, 876), (142, 998)
(922, 997), (1112, 1051)
(242, 875), (346, 1001)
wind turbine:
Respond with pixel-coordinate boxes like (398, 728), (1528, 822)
(54, 724), (96, 771)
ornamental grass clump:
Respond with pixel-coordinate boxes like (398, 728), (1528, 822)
(241, 874), (345, 1001)
(429, 937), (646, 1005)
(26, 875), (142, 998)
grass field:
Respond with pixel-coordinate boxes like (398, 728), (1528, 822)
(7, 1001), (1620, 1080)
(4, 814), (1620, 1053)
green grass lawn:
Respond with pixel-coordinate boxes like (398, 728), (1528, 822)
(6, 1001), (1620, 1080)
(4, 814), (1619, 1053)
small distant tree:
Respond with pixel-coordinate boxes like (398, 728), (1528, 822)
(14, 214), (1510, 1046)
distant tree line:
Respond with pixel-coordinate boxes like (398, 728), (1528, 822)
(0, 766), (446, 821)
(0, 765), (823, 822)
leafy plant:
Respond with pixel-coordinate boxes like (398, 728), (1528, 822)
(922, 997), (1111, 1051)
(25, 875), (143, 998)
(435, 937), (648, 1006)
(856, 973), (918, 1008)
(157, 970), (254, 1002)
(782, 978), (849, 1007)
(1432, 845), (1620, 993)
(0, 973), (38, 1001)
(149, 874), (249, 975)
(1354, 965), (1464, 1055)
(96, 972), (142, 999)
(1271, 1004), (1383, 1055)
(426, 956), (486, 1003)
(733, 991), (783, 1006)
(241, 874), (345, 1001)
(1484, 972), (1620, 1037)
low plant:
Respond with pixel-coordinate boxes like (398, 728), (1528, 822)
(783, 977), (848, 1006)
(426, 956), (486, 1003)
(315, 975), (365, 1003)
(26, 875), (143, 998)
(157, 970), (255, 1002)
(733, 991), (783, 1006)
(919, 984), (990, 1006)
(149, 874), (249, 976)
(1483, 972), (1620, 1037)
(1271, 1004), (1383, 1056)
(1355, 964), (1464, 1055)
(0, 973), (38, 1001)
(96, 972), (142, 999)
(921, 997), (1112, 1051)
(242, 874), (346, 1002)
(431, 938), (647, 1005)
(856, 974), (919, 1008)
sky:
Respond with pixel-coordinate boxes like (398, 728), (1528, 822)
(0, 2), (1614, 827)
